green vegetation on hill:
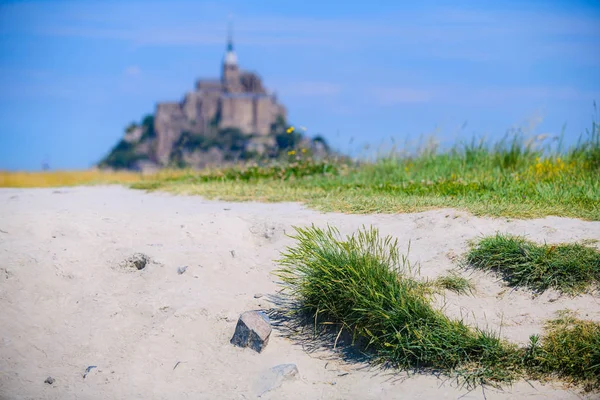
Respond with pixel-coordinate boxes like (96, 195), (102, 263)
(171, 127), (254, 164)
(99, 111), (330, 170)
(466, 234), (600, 295)
(98, 114), (155, 169)
(99, 139), (149, 170)
(140, 115), (155, 140)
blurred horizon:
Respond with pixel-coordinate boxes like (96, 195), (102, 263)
(1, 0), (599, 171)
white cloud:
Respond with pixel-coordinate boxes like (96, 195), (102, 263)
(366, 85), (599, 106)
(289, 82), (342, 96)
(367, 87), (432, 105)
(15, 2), (597, 65)
(124, 65), (141, 77)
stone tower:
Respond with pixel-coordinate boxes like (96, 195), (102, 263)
(222, 24), (241, 93)
(150, 22), (287, 166)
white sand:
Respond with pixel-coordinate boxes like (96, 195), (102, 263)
(1, 186), (599, 400)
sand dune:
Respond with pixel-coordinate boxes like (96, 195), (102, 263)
(1, 186), (598, 400)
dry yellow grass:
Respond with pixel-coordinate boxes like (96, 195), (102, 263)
(0, 170), (142, 188)
(0, 169), (190, 188)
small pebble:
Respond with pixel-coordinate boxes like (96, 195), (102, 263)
(254, 293), (264, 299)
(177, 266), (188, 275)
(44, 376), (55, 385)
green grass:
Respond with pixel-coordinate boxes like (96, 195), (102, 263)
(275, 225), (522, 387)
(466, 234), (600, 295)
(525, 311), (600, 391)
(433, 273), (475, 295)
(274, 225), (600, 392)
(4, 112), (599, 220)
(127, 120), (600, 220)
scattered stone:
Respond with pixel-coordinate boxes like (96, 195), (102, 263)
(547, 291), (561, 303)
(264, 227), (276, 239)
(256, 364), (299, 397)
(446, 250), (458, 261)
(216, 311), (238, 323)
(83, 365), (97, 379)
(254, 293), (264, 299)
(173, 361), (184, 370)
(230, 311), (272, 353)
(122, 253), (150, 270)
(2, 267), (12, 280)
(177, 266), (188, 275)
(44, 376), (55, 385)
(230, 250), (236, 258)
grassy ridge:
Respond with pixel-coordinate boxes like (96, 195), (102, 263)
(466, 234), (600, 295)
(132, 128), (600, 220)
(2, 121), (599, 220)
(275, 225), (600, 390)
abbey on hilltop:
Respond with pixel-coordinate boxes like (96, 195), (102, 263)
(150, 27), (288, 165)
(99, 26), (330, 171)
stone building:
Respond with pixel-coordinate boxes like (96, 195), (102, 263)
(153, 31), (287, 165)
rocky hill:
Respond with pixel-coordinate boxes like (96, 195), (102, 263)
(99, 34), (330, 171)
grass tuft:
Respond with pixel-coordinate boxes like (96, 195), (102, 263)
(275, 225), (521, 387)
(433, 273), (475, 295)
(466, 234), (600, 295)
(525, 311), (600, 391)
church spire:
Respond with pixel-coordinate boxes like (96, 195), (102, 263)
(227, 20), (234, 52)
(223, 19), (237, 66)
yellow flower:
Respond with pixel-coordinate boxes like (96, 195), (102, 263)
(301, 148), (307, 153)
(287, 150), (296, 155)
(286, 126), (295, 134)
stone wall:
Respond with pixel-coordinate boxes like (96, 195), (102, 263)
(254, 96), (284, 136)
(240, 72), (266, 94)
(155, 102), (189, 165)
(195, 80), (222, 92)
(219, 96), (255, 134)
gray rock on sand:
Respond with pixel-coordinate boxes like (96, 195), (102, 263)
(122, 253), (150, 270)
(230, 311), (272, 353)
(256, 364), (299, 397)
(177, 266), (188, 275)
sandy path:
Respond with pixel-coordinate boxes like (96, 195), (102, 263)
(0, 186), (598, 400)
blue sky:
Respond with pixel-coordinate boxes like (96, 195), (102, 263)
(1, 0), (599, 170)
